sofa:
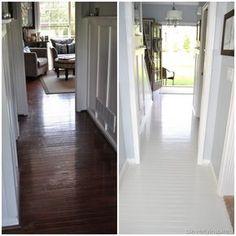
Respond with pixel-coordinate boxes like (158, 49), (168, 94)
(24, 48), (48, 77)
(50, 38), (75, 70)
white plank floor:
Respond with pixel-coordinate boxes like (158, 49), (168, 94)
(119, 94), (233, 234)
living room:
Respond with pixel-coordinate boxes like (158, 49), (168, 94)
(22, 2), (76, 94)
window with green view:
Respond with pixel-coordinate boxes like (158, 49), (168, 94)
(39, 2), (75, 38)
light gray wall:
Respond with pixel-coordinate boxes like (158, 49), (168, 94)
(210, 2), (234, 179)
(142, 3), (199, 25)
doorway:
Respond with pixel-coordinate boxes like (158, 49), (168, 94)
(162, 26), (196, 91)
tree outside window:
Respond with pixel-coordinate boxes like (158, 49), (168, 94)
(39, 2), (75, 38)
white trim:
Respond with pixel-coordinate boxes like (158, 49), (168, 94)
(2, 218), (19, 227)
(87, 110), (116, 150)
(209, 162), (218, 186)
(139, 99), (152, 135)
(76, 4), (88, 111)
(119, 2), (141, 164)
(198, 159), (210, 165)
(197, 2), (217, 165)
(217, 85), (234, 196)
(119, 159), (128, 183)
(96, 26), (101, 99)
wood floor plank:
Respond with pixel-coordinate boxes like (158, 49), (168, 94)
(2, 78), (117, 234)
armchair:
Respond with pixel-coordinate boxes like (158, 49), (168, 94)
(162, 67), (175, 86)
(50, 38), (75, 70)
(24, 48), (48, 77)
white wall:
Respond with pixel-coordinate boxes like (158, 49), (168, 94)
(85, 16), (117, 148)
(2, 23), (19, 227)
(7, 19), (28, 116)
(198, 2), (234, 180)
(142, 3), (199, 25)
(119, 2), (140, 168)
(119, 2), (153, 169)
(210, 2), (234, 180)
(217, 86), (234, 196)
(76, 2), (117, 112)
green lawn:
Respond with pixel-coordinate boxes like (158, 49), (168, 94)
(164, 75), (193, 86)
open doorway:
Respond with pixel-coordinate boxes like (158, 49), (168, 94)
(23, 2), (76, 94)
(161, 25), (196, 94)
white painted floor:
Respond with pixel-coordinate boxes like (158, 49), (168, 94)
(119, 94), (233, 234)
(160, 86), (193, 94)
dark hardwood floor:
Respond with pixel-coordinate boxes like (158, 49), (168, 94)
(2, 78), (117, 234)
(224, 196), (234, 232)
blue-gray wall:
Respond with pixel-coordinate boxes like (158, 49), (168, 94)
(142, 3), (199, 25)
(210, 2), (234, 179)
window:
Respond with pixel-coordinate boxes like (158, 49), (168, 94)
(39, 2), (75, 38)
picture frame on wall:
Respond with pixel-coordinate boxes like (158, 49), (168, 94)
(221, 9), (234, 56)
(21, 2), (35, 29)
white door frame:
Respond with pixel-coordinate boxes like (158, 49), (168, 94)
(119, 2), (140, 164)
(192, 3), (208, 118)
(197, 2), (217, 165)
(76, 3), (88, 111)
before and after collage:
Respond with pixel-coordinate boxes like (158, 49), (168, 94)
(2, 1), (234, 234)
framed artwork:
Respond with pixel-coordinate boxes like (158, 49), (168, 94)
(21, 2), (35, 29)
(221, 9), (234, 56)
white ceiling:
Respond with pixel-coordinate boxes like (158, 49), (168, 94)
(143, 2), (200, 6)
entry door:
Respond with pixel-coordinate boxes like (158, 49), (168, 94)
(152, 23), (162, 91)
(143, 21), (162, 94)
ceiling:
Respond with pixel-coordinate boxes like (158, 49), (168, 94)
(143, 2), (200, 6)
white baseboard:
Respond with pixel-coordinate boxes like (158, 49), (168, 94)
(119, 158), (139, 185)
(87, 110), (117, 151)
(119, 159), (128, 184)
(198, 159), (210, 165)
(209, 162), (218, 185)
(139, 100), (152, 135)
(199, 160), (218, 191)
(2, 217), (19, 227)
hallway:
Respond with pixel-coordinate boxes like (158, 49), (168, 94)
(3, 79), (117, 234)
(119, 93), (232, 234)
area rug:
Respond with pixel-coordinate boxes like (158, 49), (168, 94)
(40, 70), (75, 94)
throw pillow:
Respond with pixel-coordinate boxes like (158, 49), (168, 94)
(55, 43), (67, 54)
(67, 42), (75, 54)
(24, 46), (31, 53)
(50, 38), (74, 48)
